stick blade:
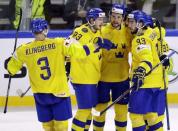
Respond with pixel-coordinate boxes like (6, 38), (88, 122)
(91, 108), (101, 116)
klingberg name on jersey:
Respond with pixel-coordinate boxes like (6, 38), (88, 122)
(26, 43), (56, 55)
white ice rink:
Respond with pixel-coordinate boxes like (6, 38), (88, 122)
(0, 105), (178, 131)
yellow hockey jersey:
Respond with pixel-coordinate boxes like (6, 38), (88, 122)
(154, 27), (169, 56)
(7, 38), (95, 96)
(145, 27), (170, 89)
(69, 24), (102, 84)
(131, 28), (163, 88)
(100, 23), (132, 82)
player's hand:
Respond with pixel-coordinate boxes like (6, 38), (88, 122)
(132, 66), (146, 90)
(102, 38), (117, 50)
(4, 57), (12, 69)
(159, 54), (170, 69)
(94, 37), (115, 51)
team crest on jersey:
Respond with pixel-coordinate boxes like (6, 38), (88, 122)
(149, 32), (157, 41)
(115, 51), (124, 58)
(82, 28), (88, 33)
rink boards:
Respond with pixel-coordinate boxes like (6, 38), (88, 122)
(0, 30), (178, 106)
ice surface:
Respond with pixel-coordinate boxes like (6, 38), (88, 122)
(0, 105), (178, 131)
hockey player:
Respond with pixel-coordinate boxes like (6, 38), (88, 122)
(154, 25), (170, 128)
(127, 11), (164, 131)
(5, 18), (113, 131)
(69, 8), (114, 131)
(93, 4), (132, 131)
(143, 15), (170, 131)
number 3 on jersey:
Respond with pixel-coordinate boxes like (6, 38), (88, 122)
(37, 57), (51, 80)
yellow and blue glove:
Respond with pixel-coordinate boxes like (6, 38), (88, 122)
(94, 37), (116, 52)
(132, 66), (146, 90)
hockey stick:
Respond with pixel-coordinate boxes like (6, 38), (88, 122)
(157, 19), (170, 130)
(3, 8), (22, 113)
(163, 68), (170, 130)
(16, 86), (31, 98)
(92, 50), (176, 116)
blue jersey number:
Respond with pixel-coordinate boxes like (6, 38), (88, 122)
(37, 57), (51, 80)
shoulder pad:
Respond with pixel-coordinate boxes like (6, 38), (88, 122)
(81, 28), (88, 33)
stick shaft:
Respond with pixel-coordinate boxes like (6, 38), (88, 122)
(163, 68), (170, 130)
(4, 8), (22, 113)
(3, 78), (11, 113)
(100, 87), (132, 115)
(21, 86), (31, 97)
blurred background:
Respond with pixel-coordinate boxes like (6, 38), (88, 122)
(0, 0), (177, 30)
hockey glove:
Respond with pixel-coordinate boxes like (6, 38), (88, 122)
(159, 54), (170, 69)
(132, 66), (146, 90)
(94, 37), (115, 52)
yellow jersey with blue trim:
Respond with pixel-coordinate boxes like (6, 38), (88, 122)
(7, 38), (93, 96)
(145, 27), (170, 89)
(131, 28), (163, 88)
(69, 24), (102, 84)
(100, 23), (132, 82)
